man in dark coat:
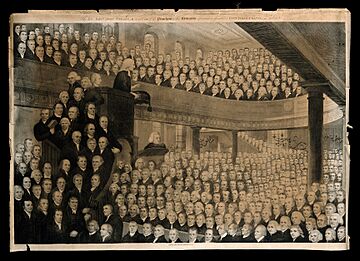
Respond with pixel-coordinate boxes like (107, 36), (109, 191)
(121, 221), (145, 243)
(80, 219), (102, 243)
(153, 224), (168, 243)
(33, 109), (56, 142)
(46, 209), (68, 243)
(113, 58), (135, 92)
(141, 223), (155, 243)
(63, 196), (86, 242)
(60, 131), (84, 171)
(15, 200), (37, 244)
(102, 204), (123, 242)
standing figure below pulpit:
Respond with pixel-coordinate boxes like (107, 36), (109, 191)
(137, 132), (169, 175)
(144, 131), (169, 155)
(139, 131), (169, 157)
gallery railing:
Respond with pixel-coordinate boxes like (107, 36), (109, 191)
(13, 59), (344, 133)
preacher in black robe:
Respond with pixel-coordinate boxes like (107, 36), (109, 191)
(113, 58), (134, 92)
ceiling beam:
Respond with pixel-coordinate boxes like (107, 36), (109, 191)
(237, 22), (345, 105)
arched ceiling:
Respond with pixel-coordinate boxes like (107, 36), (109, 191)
(145, 22), (263, 51)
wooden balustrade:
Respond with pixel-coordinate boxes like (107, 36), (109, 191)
(13, 59), (343, 132)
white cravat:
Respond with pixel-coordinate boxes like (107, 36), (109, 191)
(55, 221), (62, 230)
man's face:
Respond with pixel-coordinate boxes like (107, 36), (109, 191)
(67, 107), (77, 120)
(33, 146), (41, 157)
(153, 134), (161, 144)
(36, 198), (48, 212)
(78, 157), (87, 169)
(185, 80), (193, 89)
(17, 42), (26, 55)
(34, 44), (45, 57)
(60, 119), (70, 130)
(69, 55), (77, 65)
(24, 201), (33, 213)
(17, 163), (27, 175)
(309, 232), (320, 243)
(170, 77), (178, 87)
(336, 191), (344, 202)
(27, 40), (36, 51)
(53, 191), (63, 204)
(87, 104), (96, 115)
(87, 139), (96, 151)
(86, 221), (97, 233)
(103, 205), (112, 217)
(14, 186), (24, 199)
(92, 157), (102, 170)
(129, 222), (138, 234)
(15, 152), (23, 164)
(91, 175), (100, 187)
(53, 51), (62, 61)
(99, 117), (108, 129)
(73, 176), (83, 187)
(30, 159), (39, 170)
(20, 32), (27, 42)
(15, 25), (21, 34)
(140, 224), (151, 236)
(69, 198), (78, 210)
(317, 215), (327, 228)
(146, 67), (154, 76)
(42, 34), (51, 45)
(52, 211), (63, 225)
(42, 180), (52, 193)
(73, 88), (83, 101)
(179, 73), (186, 82)
(98, 137), (107, 150)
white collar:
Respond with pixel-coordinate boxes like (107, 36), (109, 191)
(256, 236), (265, 242)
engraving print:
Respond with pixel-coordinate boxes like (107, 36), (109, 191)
(9, 9), (350, 251)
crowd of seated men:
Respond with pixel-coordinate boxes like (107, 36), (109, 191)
(13, 60), (123, 243)
(14, 119), (346, 243)
(13, 23), (304, 102)
(12, 23), (345, 244)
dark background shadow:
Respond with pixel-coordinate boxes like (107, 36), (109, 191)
(1, 0), (357, 259)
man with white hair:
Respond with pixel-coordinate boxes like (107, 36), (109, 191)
(153, 224), (167, 243)
(254, 224), (268, 242)
(168, 228), (182, 243)
(67, 71), (82, 97)
(15, 42), (26, 59)
(113, 58), (135, 92)
(58, 90), (70, 114)
(90, 73), (102, 87)
(82, 74), (105, 107)
(33, 108), (55, 142)
(60, 131), (84, 170)
(53, 117), (71, 148)
(121, 221), (144, 242)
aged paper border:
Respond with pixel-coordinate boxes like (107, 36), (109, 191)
(9, 9), (351, 252)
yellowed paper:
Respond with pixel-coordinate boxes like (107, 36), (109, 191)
(9, 9), (350, 251)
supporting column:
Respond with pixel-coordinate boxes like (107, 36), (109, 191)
(185, 127), (192, 152)
(163, 124), (176, 150)
(192, 127), (201, 156)
(118, 23), (126, 44)
(232, 130), (238, 163)
(338, 105), (346, 191)
(133, 119), (139, 137)
(175, 125), (186, 151)
(131, 136), (139, 163)
(307, 87), (325, 184)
